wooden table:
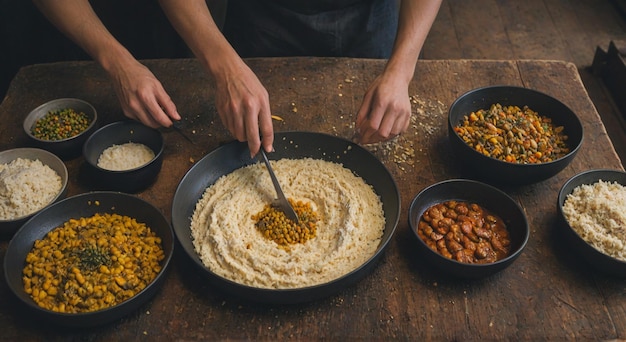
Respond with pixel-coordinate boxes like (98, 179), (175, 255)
(0, 58), (624, 340)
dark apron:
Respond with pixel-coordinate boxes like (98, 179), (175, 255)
(223, 0), (399, 58)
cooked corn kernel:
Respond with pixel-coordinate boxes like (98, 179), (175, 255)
(252, 199), (319, 250)
(22, 213), (164, 313)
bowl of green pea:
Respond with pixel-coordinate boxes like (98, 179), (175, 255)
(23, 98), (98, 160)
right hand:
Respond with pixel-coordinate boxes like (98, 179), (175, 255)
(214, 63), (274, 157)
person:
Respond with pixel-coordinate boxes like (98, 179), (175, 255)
(32, 0), (181, 129)
(158, 0), (442, 156)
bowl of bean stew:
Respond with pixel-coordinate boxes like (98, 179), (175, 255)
(23, 98), (98, 160)
(408, 179), (529, 278)
(448, 86), (583, 185)
(3, 191), (174, 327)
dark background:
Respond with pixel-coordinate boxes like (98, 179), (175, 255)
(0, 0), (228, 100)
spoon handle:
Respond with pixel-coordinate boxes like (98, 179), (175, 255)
(259, 150), (300, 223)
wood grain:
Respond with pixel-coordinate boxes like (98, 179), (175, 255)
(0, 58), (623, 340)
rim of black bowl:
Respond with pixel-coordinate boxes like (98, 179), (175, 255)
(557, 168), (626, 272)
(24, 98), (98, 143)
(0, 148), (69, 226)
(448, 85), (584, 169)
(3, 191), (174, 327)
(408, 179), (530, 271)
(83, 120), (164, 173)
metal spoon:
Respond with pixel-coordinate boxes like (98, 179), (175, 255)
(259, 150), (300, 223)
(171, 121), (195, 144)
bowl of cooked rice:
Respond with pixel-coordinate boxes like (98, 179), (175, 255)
(3, 191), (174, 327)
(448, 86), (584, 185)
(23, 98), (98, 160)
(557, 169), (626, 277)
(0, 148), (68, 236)
(82, 120), (164, 193)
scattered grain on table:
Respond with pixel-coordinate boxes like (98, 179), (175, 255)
(361, 94), (446, 171)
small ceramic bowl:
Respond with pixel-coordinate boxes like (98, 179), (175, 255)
(448, 86), (583, 185)
(3, 191), (174, 327)
(23, 98), (98, 159)
(557, 169), (626, 277)
(82, 121), (164, 193)
(408, 179), (529, 278)
(0, 148), (68, 236)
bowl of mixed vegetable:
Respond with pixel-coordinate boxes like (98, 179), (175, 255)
(448, 86), (583, 185)
(23, 98), (98, 159)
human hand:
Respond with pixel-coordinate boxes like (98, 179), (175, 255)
(214, 64), (274, 157)
(355, 73), (411, 144)
(109, 61), (180, 128)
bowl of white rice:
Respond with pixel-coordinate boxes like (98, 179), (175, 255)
(82, 121), (163, 193)
(0, 148), (68, 236)
(557, 169), (626, 277)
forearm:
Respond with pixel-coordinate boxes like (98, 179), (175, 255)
(385, 0), (442, 82)
(158, 0), (243, 79)
(32, 0), (137, 75)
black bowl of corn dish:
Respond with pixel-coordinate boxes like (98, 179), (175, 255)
(557, 169), (626, 277)
(0, 148), (69, 237)
(408, 179), (529, 279)
(448, 86), (583, 185)
(23, 98), (98, 160)
(82, 121), (164, 193)
(3, 191), (174, 328)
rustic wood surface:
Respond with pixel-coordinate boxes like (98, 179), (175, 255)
(0, 58), (624, 340)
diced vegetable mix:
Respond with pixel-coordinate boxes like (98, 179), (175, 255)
(454, 104), (570, 164)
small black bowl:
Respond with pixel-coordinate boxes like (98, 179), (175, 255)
(3, 191), (174, 328)
(82, 121), (164, 193)
(0, 148), (68, 237)
(448, 86), (583, 185)
(23, 98), (98, 160)
(557, 169), (626, 277)
(408, 179), (529, 279)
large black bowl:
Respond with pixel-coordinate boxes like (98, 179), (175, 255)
(408, 179), (529, 278)
(23, 98), (98, 160)
(82, 121), (164, 193)
(171, 131), (400, 304)
(4, 192), (174, 327)
(557, 169), (626, 277)
(448, 86), (583, 185)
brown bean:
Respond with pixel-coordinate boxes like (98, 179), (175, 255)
(416, 201), (511, 264)
(455, 203), (469, 215)
(456, 249), (475, 263)
(444, 208), (458, 220)
(446, 235), (464, 253)
(462, 235), (477, 251)
(473, 226), (492, 240)
(436, 239), (452, 259)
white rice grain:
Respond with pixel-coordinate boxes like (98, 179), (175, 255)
(0, 158), (62, 220)
(562, 180), (626, 261)
(97, 142), (155, 171)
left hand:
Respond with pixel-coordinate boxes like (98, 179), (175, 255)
(355, 72), (411, 144)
